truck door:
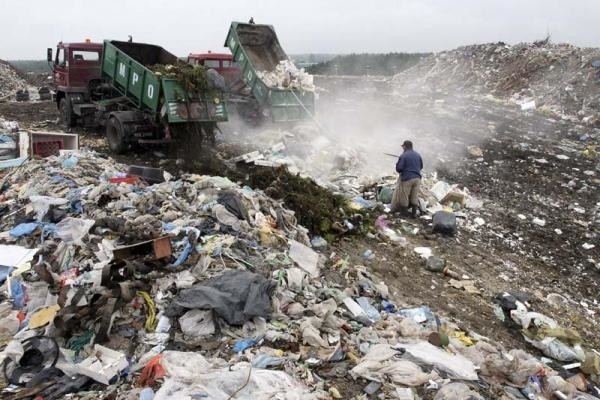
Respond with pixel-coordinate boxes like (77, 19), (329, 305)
(54, 47), (68, 89)
(69, 49), (101, 89)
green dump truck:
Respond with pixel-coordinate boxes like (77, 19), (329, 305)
(49, 39), (227, 153)
(224, 22), (315, 122)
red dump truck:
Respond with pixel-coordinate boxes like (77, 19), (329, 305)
(48, 39), (227, 152)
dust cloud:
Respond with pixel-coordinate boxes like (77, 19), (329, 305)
(220, 73), (492, 184)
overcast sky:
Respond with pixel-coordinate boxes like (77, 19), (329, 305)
(1, 0), (599, 59)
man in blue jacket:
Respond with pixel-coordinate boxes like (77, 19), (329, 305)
(391, 140), (423, 217)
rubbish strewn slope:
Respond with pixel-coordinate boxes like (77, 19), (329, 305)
(393, 41), (600, 122)
(0, 61), (28, 101)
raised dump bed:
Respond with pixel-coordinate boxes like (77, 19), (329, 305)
(102, 40), (227, 123)
(225, 22), (315, 122)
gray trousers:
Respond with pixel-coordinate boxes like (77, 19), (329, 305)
(391, 177), (421, 212)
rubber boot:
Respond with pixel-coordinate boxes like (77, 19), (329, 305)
(410, 205), (417, 218)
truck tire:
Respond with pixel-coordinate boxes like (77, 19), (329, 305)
(59, 97), (75, 128)
(106, 116), (128, 154)
(203, 123), (216, 147)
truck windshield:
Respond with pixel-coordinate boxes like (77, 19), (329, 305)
(222, 60), (239, 68)
(204, 60), (221, 68)
(72, 50), (100, 63)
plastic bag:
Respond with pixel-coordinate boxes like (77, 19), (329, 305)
(55, 217), (95, 244)
(510, 351), (544, 386)
(233, 338), (259, 353)
(139, 387), (155, 400)
(357, 297), (381, 321)
(300, 317), (329, 348)
(214, 204), (241, 231)
(571, 392), (600, 400)
(9, 278), (25, 309)
(398, 307), (437, 331)
(581, 351), (600, 375)
(433, 382), (484, 400)
(518, 311), (557, 330)
(375, 216), (407, 244)
(138, 355), (166, 386)
(350, 344), (434, 386)
(179, 310), (215, 338)
(61, 156), (79, 169)
(378, 186), (393, 204)
(398, 318), (423, 338)
(286, 267), (305, 292)
(155, 369), (319, 400)
(545, 375), (576, 396)
(252, 354), (285, 369)
(29, 196), (69, 222)
(9, 223), (38, 238)
(523, 336), (583, 362)
(400, 341), (479, 381)
(432, 211), (456, 235)
(162, 351), (220, 379)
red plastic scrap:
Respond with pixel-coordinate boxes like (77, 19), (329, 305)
(109, 177), (141, 185)
(137, 354), (166, 386)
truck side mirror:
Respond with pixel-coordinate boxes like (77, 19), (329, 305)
(47, 48), (53, 63)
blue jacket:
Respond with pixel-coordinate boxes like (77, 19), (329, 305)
(396, 150), (423, 181)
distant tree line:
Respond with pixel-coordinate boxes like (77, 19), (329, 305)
(7, 60), (51, 74)
(306, 52), (430, 76)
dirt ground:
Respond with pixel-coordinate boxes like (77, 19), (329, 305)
(315, 76), (599, 353)
(1, 80), (598, 364)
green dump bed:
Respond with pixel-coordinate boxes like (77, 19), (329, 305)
(225, 22), (315, 122)
(101, 40), (227, 123)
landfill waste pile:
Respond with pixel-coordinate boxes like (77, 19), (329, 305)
(257, 60), (316, 91)
(0, 118), (20, 161)
(0, 145), (599, 399)
(0, 28), (598, 398)
(392, 41), (600, 122)
(0, 61), (28, 101)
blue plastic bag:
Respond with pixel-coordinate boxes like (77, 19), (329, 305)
(252, 354), (285, 369)
(233, 338), (259, 353)
(61, 156), (79, 169)
(0, 266), (14, 284)
(9, 279), (25, 309)
(9, 222), (38, 238)
(356, 297), (381, 321)
(173, 238), (192, 266)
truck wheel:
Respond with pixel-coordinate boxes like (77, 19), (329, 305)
(106, 117), (128, 154)
(204, 124), (216, 147)
(59, 97), (75, 127)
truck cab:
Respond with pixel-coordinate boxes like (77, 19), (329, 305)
(187, 52), (241, 86)
(47, 40), (103, 126)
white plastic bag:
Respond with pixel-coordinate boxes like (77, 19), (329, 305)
(350, 344), (435, 386)
(161, 351), (219, 383)
(156, 361), (320, 400)
(517, 311), (557, 330)
(55, 217), (95, 244)
(399, 340), (479, 380)
(29, 196), (69, 221)
(300, 317), (329, 348)
(524, 336), (584, 362)
(433, 382), (484, 400)
(178, 310), (215, 338)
